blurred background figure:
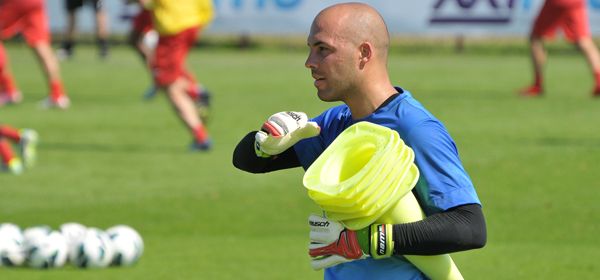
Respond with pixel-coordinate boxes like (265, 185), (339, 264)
(0, 0), (70, 109)
(139, 0), (214, 151)
(123, 0), (211, 110)
(519, 0), (600, 97)
(57, 0), (110, 59)
(0, 124), (38, 175)
(121, 0), (159, 99)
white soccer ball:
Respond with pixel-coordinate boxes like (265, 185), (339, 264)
(23, 228), (68, 269)
(106, 225), (144, 266)
(71, 228), (115, 268)
(59, 222), (87, 262)
(23, 225), (52, 242)
(0, 223), (26, 266)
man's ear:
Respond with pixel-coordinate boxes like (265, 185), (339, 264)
(358, 42), (373, 68)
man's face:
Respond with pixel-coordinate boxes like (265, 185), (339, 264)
(305, 20), (358, 102)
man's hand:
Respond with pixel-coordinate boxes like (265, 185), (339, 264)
(308, 214), (394, 270)
(254, 111), (320, 157)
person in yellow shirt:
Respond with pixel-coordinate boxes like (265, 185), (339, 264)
(140, 0), (213, 150)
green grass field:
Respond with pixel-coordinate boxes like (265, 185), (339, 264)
(1, 41), (599, 279)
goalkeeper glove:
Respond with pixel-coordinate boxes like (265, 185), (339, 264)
(308, 214), (394, 270)
(254, 111), (320, 158)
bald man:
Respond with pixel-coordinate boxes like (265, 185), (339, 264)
(233, 3), (486, 279)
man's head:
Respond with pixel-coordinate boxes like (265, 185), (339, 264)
(305, 2), (390, 103)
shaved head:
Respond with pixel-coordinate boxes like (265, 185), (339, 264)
(305, 2), (396, 115)
(311, 2), (390, 60)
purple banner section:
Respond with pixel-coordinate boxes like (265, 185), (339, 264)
(429, 0), (516, 25)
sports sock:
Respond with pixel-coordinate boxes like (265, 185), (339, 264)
(0, 44), (18, 94)
(534, 73), (542, 88)
(0, 139), (15, 165)
(0, 72), (18, 95)
(0, 125), (21, 142)
(193, 125), (209, 143)
(594, 71), (600, 88)
(50, 79), (65, 100)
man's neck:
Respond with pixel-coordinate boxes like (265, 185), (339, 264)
(347, 84), (397, 120)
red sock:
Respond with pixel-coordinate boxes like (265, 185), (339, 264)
(50, 79), (65, 100)
(0, 139), (15, 165)
(0, 44), (18, 94)
(0, 72), (18, 95)
(534, 73), (543, 88)
(594, 71), (600, 88)
(193, 125), (208, 143)
(0, 125), (21, 142)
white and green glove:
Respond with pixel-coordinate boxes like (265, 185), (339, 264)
(308, 214), (394, 270)
(254, 111), (320, 158)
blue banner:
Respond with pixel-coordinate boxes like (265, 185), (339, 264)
(45, 0), (600, 36)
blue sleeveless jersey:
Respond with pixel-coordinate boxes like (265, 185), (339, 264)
(294, 88), (480, 280)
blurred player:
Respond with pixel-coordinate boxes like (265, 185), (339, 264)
(0, 0), (70, 109)
(233, 3), (486, 279)
(140, 0), (214, 150)
(124, 0), (211, 114)
(0, 124), (38, 175)
(520, 0), (600, 97)
(122, 0), (158, 99)
(58, 0), (110, 59)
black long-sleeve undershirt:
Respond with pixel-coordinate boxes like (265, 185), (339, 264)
(232, 131), (301, 173)
(232, 131), (486, 255)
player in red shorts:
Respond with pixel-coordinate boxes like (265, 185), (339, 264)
(0, 0), (71, 108)
(125, 1), (211, 111)
(520, 0), (600, 97)
(142, 0), (214, 150)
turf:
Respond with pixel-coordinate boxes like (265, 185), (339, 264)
(1, 41), (599, 279)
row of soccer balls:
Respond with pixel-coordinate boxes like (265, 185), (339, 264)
(0, 222), (143, 269)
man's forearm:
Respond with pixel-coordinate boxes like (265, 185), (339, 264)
(392, 203), (486, 255)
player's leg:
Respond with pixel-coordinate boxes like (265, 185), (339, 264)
(153, 28), (211, 150)
(562, 4), (600, 96)
(21, 2), (70, 109)
(0, 125), (23, 174)
(32, 43), (70, 109)
(576, 38), (600, 96)
(130, 9), (158, 100)
(519, 2), (562, 96)
(0, 1), (24, 105)
(521, 36), (546, 96)
(93, 0), (109, 59)
(181, 69), (210, 104)
(0, 125), (37, 169)
(181, 68), (211, 122)
(180, 28), (211, 119)
(58, 0), (82, 59)
(0, 42), (22, 105)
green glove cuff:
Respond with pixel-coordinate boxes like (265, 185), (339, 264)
(356, 226), (371, 255)
(356, 224), (394, 259)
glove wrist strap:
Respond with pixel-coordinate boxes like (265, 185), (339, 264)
(368, 224), (394, 259)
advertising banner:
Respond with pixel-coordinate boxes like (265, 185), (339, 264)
(46, 0), (600, 36)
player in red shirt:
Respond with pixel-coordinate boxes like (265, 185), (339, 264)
(520, 0), (600, 97)
(0, 0), (71, 108)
